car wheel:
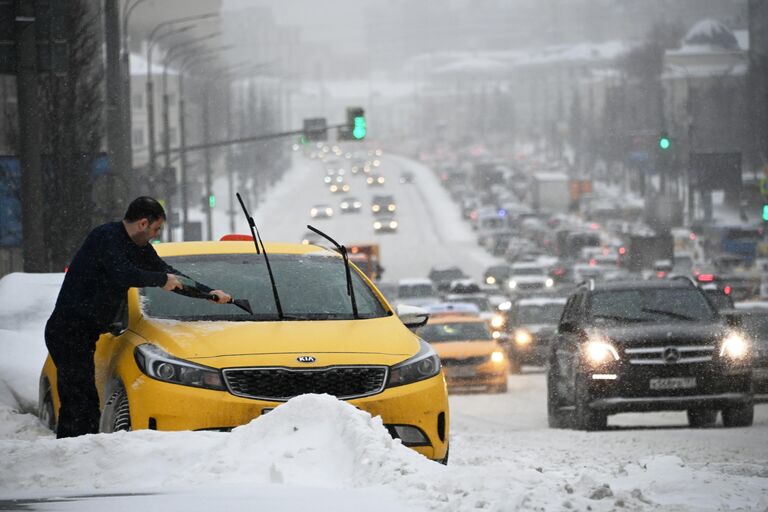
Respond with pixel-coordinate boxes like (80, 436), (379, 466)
(39, 387), (56, 433)
(722, 404), (754, 427)
(573, 375), (606, 431)
(493, 382), (508, 394)
(686, 408), (717, 428)
(100, 384), (131, 433)
(437, 444), (449, 465)
(546, 370), (569, 429)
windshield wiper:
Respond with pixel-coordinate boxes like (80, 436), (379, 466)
(236, 192), (284, 320)
(306, 225), (359, 319)
(640, 308), (697, 321)
(592, 314), (648, 323)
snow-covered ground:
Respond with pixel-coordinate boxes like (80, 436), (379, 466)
(1, 152), (767, 510)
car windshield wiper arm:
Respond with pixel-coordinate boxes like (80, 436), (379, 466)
(640, 308), (697, 321)
(236, 192), (284, 320)
(306, 224), (359, 319)
(591, 314), (648, 323)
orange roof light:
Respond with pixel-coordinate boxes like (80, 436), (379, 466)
(220, 234), (254, 241)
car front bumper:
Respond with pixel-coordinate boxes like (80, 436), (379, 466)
(121, 364), (449, 461)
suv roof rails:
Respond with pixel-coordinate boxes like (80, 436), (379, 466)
(577, 279), (595, 291)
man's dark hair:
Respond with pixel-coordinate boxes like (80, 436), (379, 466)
(123, 196), (166, 223)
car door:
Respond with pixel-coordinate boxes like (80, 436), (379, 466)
(552, 292), (585, 405)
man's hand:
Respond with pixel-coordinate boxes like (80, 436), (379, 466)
(208, 290), (232, 304)
(164, 274), (182, 291)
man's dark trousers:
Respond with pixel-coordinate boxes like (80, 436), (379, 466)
(44, 313), (103, 439)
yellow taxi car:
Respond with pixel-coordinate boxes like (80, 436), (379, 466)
(39, 240), (449, 463)
(417, 314), (508, 393)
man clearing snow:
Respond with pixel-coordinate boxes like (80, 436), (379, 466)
(44, 196), (232, 438)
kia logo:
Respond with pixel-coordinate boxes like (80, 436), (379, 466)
(297, 356), (316, 363)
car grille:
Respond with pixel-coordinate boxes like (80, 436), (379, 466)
(623, 345), (715, 365)
(442, 355), (487, 366)
(516, 282), (544, 290)
(222, 366), (388, 401)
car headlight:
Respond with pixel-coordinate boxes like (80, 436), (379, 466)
(378, 177), (385, 184)
(720, 332), (750, 360)
(353, 201), (362, 208)
(583, 339), (619, 365)
(374, 221), (382, 229)
(343, 184), (350, 191)
(310, 208), (318, 216)
(545, 278), (554, 288)
(508, 280), (517, 289)
(389, 221), (398, 229)
(134, 344), (226, 390)
(387, 340), (441, 387)
(497, 301), (512, 311)
(514, 329), (532, 346)
(491, 351), (505, 363)
(486, 276), (496, 285)
(388, 204), (396, 212)
(372, 205), (380, 212)
(325, 208), (333, 216)
(341, 202), (349, 209)
(490, 314), (505, 329)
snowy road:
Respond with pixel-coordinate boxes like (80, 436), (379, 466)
(1, 151), (767, 511)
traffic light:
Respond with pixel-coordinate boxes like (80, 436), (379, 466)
(762, 204), (768, 222)
(658, 131), (671, 150)
(203, 194), (216, 209)
(339, 107), (365, 141)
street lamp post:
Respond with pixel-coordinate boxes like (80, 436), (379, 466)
(144, 12), (218, 199)
(160, 32), (221, 241)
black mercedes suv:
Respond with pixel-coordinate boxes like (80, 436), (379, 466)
(547, 278), (754, 430)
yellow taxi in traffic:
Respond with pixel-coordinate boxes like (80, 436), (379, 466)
(39, 240), (449, 463)
(417, 314), (509, 393)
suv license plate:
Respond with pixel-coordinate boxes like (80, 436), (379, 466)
(448, 367), (477, 378)
(649, 377), (696, 390)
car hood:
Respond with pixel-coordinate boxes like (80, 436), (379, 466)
(520, 324), (557, 337)
(133, 315), (419, 367)
(594, 322), (726, 347)
(431, 340), (500, 358)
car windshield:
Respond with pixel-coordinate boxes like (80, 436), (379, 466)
(588, 288), (716, 324)
(418, 322), (492, 342)
(512, 267), (545, 276)
(446, 297), (490, 311)
(517, 304), (564, 324)
(398, 284), (436, 298)
(141, 253), (388, 321)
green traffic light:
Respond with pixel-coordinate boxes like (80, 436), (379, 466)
(659, 136), (671, 150)
(353, 116), (366, 140)
(763, 204), (768, 222)
(208, 195), (216, 208)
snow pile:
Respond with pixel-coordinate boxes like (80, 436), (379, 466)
(0, 394), (439, 499)
(0, 272), (62, 412)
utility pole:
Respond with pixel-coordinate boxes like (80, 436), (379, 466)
(226, 85), (236, 233)
(203, 82), (214, 241)
(104, 0), (127, 219)
(15, 1), (46, 272)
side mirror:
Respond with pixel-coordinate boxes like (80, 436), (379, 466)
(558, 321), (580, 334)
(720, 310), (742, 328)
(108, 321), (126, 337)
(396, 304), (430, 330)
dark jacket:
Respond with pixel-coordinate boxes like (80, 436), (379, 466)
(50, 221), (208, 331)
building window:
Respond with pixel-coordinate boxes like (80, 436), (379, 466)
(132, 128), (144, 146)
(132, 94), (143, 110)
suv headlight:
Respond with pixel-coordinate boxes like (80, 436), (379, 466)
(387, 340), (441, 387)
(134, 344), (226, 390)
(720, 332), (750, 361)
(583, 338), (619, 365)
